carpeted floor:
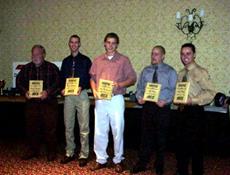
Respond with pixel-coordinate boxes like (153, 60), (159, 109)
(1, 139), (230, 175)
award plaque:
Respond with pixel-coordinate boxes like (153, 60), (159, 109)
(143, 82), (161, 102)
(64, 78), (80, 96)
(29, 80), (43, 98)
(173, 82), (190, 103)
(98, 79), (113, 100)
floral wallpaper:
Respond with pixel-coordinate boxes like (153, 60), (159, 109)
(0, 0), (230, 94)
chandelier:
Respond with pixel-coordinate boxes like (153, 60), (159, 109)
(176, 8), (204, 41)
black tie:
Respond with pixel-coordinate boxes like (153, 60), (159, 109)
(152, 66), (158, 83)
(182, 69), (188, 82)
(71, 59), (76, 77)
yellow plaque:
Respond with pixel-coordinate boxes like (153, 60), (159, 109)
(143, 82), (161, 102)
(29, 80), (43, 98)
(173, 82), (190, 104)
(98, 79), (113, 100)
(64, 78), (80, 96)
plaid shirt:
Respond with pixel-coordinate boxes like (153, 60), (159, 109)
(16, 61), (60, 99)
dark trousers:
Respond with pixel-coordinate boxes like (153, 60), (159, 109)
(138, 102), (171, 171)
(24, 99), (58, 154)
(175, 106), (205, 175)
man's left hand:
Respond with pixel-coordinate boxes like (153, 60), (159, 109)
(156, 100), (167, 108)
(76, 87), (82, 96)
(112, 82), (121, 88)
(186, 97), (193, 105)
(41, 90), (48, 100)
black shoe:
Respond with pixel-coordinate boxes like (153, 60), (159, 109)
(90, 162), (107, 171)
(156, 166), (164, 175)
(130, 162), (146, 174)
(60, 155), (75, 164)
(47, 153), (56, 162)
(156, 170), (164, 175)
(115, 162), (124, 173)
(79, 158), (88, 167)
(174, 172), (181, 175)
(21, 152), (38, 160)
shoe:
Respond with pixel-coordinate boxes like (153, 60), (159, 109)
(174, 170), (189, 175)
(155, 165), (164, 175)
(115, 162), (124, 173)
(174, 172), (181, 175)
(90, 162), (107, 171)
(21, 152), (38, 160)
(156, 170), (164, 175)
(60, 155), (75, 164)
(130, 162), (146, 174)
(47, 153), (56, 162)
(79, 158), (88, 167)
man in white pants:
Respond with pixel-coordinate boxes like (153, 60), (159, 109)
(89, 32), (136, 173)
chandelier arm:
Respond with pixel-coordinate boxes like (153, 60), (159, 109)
(191, 8), (196, 14)
(181, 21), (190, 35)
(192, 21), (202, 34)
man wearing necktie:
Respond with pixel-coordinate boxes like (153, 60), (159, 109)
(60, 35), (92, 167)
(132, 45), (177, 175)
(174, 43), (216, 175)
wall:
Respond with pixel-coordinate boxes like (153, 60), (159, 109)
(0, 0), (230, 94)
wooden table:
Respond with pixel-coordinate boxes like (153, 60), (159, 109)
(0, 95), (142, 108)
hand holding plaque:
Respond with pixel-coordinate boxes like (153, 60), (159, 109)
(64, 78), (80, 96)
(29, 80), (43, 98)
(173, 82), (190, 104)
(97, 79), (113, 100)
(143, 82), (161, 102)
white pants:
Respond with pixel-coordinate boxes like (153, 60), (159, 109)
(94, 95), (125, 164)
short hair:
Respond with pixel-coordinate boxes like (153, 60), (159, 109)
(104, 32), (119, 44)
(153, 45), (166, 55)
(181, 43), (196, 53)
(69, 34), (81, 43)
(31, 44), (46, 55)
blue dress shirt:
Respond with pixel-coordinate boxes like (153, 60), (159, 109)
(136, 62), (177, 104)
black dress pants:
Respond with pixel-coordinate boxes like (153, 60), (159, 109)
(24, 99), (58, 154)
(138, 102), (171, 171)
(175, 105), (205, 175)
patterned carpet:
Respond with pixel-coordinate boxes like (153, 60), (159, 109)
(1, 139), (230, 175)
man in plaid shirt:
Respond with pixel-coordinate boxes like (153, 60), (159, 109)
(16, 44), (60, 161)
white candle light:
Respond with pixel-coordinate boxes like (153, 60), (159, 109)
(176, 11), (181, 19)
(188, 14), (193, 21)
(200, 9), (205, 17)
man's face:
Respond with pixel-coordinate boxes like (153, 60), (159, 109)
(32, 47), (44, 67)
(151, 48), (164, 65)
(180, 47), (195, 66)
(104, 37), (118, 54)
(69, 37), (80, 53)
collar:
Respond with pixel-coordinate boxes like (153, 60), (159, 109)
(32, 60), (46, 68)
(71, 52), (81, 59)
(186, 62), (197, 71)
(104, 51), (120, 61)
(151, 62), (163, 69)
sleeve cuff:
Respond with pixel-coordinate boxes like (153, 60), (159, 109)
(191, 97), (199, 105)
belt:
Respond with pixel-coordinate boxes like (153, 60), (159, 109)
(178, 104), (202, 112)
(178, 105), (185, 111)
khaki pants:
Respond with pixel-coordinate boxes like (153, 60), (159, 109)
(64, 90), (90, 159)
